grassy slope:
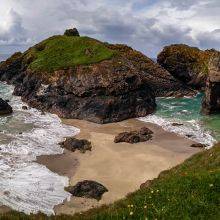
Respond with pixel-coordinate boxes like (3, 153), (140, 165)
(1, 143), (219, 220)
(23, 35), (115, 72)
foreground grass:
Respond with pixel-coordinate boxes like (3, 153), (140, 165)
(1, 143), (220, 220)
(24, 35), (115, 72)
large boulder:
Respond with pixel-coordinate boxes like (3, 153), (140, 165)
(157, 44), (218, 89)
(65, 180), (108, 201)
(0, 98), (13, 115)
(202, 52), (220, 115)
(0, 35), (195, 124)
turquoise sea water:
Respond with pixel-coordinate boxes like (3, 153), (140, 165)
(140, 93), (219, 146)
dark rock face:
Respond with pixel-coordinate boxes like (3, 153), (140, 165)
(0, 40), (196, 124)
(114, 127), (153, 144)
(64, 28), (80, 37)
(59, 137), (92, 153)
(65, 180), (108, 200)
(0, 98), (13, 115)
(202, 53), (220, 115)
(157, 44), (216, 89)
(107, 44), (195, 98)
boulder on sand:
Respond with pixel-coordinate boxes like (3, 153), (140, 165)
(65, 180), (108, 201)
(114, 127), (153, 144)
(59, 137), (92, 153)
(190, 143), (207, 148)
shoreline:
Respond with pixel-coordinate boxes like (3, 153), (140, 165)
(37, 118), (201, 215)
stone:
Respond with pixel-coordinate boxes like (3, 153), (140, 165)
(59, 137), (92, 153)
(0, 98), (13, 115)
(114, 127), (153, 144)
(190, 143), (207, 148)
(172, 123), (184, 126)
(22, 105), (28, 110)
(65, 180), (108, 200)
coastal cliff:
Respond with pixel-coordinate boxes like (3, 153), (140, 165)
(158, 44), (220, 114)
(202, 52), (220, 114)
(0, 29), (193, 123)
(157, 44), (218, 89)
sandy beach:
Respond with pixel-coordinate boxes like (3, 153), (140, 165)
(37, 118), (201, 215)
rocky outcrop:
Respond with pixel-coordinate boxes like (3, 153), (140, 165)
(114, 127), (153, 144)
(65, 180), (108, 200)
(64, 28), (80, 37)
(59, 137), (92, 153)
(0, 98), (13, 115)
(157, 44), (217, 89)
(107, 44), (195, 97)
(0, 33), (195, 124)
(202, 52), (220, 115)
(157, 44), (220, 115)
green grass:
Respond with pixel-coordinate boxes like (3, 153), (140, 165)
(1, 143), (220, 220)
(23, 35), (115, 72)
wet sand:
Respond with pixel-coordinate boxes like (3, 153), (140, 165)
(37, 118), (201, 215)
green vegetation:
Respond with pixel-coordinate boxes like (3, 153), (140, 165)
(1, 143), (219, 220)
(23, 35), (115, 72)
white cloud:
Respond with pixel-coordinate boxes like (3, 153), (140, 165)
(0, 0), (219, 56)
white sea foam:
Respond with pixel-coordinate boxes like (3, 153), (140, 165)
(139, 115), (216, 147)
(0, 83), (80, 214)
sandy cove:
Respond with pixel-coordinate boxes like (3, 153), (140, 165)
(37, 118), (201, 215)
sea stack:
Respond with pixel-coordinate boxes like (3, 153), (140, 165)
(202, 52), (220, 114)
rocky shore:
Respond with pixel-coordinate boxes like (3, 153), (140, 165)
(0, 28), (219, 216)
(0, 29), (195, 124)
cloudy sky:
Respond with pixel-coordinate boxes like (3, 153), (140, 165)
(0, 0), (219, 57)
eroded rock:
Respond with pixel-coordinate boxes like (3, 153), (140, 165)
(202, 52), (220, 115)
(157, 44), (217, 89)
